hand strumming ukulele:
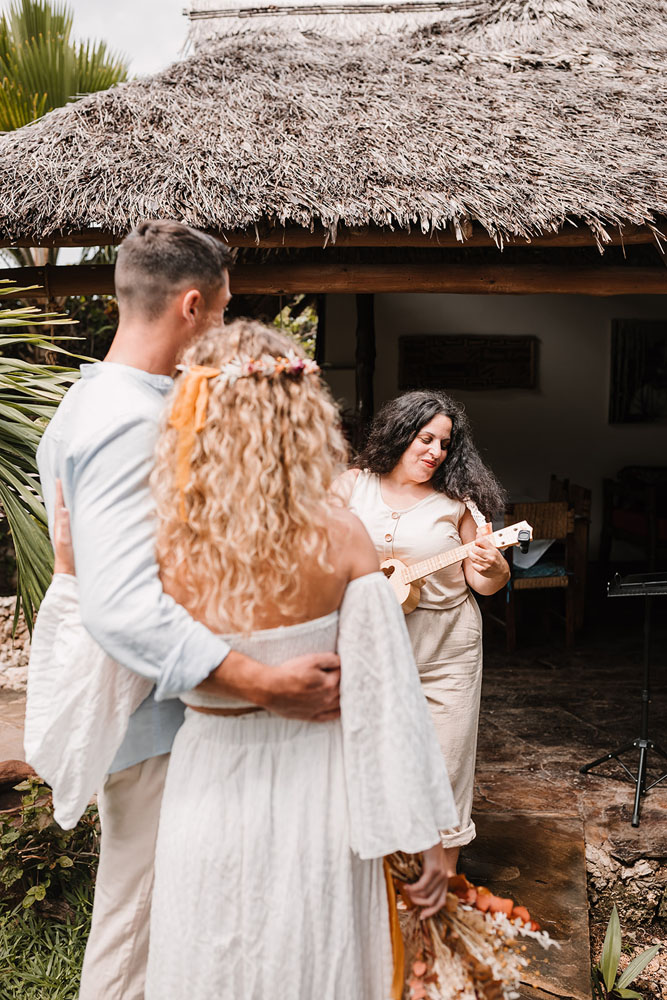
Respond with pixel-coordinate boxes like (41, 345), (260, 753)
(381, 521), (533, 614)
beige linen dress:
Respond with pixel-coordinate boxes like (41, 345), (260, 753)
(349, 470), (483, 848)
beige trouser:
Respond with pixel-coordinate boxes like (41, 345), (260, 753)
(406, 595), (483, 849)
(79, 753), (170, 1000)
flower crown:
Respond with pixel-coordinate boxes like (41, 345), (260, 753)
(176, 351), (320, 385)
(170, 351), (321, 521)
(177, 350), (321, 385)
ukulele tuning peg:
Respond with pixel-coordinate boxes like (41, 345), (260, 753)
(518, 529), (531, 554)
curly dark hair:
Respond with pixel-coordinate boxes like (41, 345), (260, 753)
(355, 390), (506, 519)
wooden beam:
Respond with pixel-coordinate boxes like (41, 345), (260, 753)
(314, 294), (327, 366)
(1, 264), (115, 297)
(231, 263), (667, 296)
(4, 261), (667, 296)
(0, 221), (662, 250)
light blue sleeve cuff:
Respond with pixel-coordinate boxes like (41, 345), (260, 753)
(153, 631), (232, 701)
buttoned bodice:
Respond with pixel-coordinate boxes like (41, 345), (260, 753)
(349, 470), (469, 610)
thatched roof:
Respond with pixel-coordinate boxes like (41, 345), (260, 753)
(1, 0), (667, 247)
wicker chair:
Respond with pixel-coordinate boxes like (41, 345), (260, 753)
(504, 500), (576, 650)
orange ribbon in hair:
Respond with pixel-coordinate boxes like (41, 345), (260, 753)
(169, 365), (221, 521)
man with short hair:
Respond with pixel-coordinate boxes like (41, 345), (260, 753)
(37, 220), (341, 1000)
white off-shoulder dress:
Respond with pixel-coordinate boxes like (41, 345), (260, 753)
(26, 571), (457, 1000)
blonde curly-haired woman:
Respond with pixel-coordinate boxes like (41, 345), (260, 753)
(46, 320), (457, 1000)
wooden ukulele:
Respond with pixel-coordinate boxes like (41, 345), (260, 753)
(381, 521), (533, 614)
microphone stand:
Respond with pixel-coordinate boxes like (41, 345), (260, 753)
(579, 572), (667, 827)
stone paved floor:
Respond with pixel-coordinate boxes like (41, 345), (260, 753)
(475, 583), (667, 999)
(476, 586), (666, 862)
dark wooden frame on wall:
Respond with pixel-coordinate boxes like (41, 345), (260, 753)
(398, 334), (539, 391)
(609, 319), (667, 423)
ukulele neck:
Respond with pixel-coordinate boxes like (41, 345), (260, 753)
(399, 521), (530, 586)
(402, 541), (474, 584)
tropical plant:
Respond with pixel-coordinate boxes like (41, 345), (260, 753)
(0, 776), (99, 910)
(592, 905), (661, 1000)
(0, 777), (97, 997)
(0, 0), (128, 268)
(60, 247), (120, 360)
(0, 280), (78, 630)
(273, 294), (318, 358)
(0, 0), (128, 131)
(62, 293), (117, 360)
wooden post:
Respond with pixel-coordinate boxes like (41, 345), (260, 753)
(354, 293), (375, 450)
(314, 294), (327, 367)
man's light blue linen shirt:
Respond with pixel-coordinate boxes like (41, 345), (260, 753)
(36, 362), (232, 773)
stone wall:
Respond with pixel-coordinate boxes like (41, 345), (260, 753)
(0, 597), (30, 693)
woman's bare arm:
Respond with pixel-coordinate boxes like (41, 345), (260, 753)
(459, 510), (510, 596)
(53, 480), (76, 576)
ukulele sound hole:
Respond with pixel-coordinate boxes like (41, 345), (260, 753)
(382, 565), (395, 579)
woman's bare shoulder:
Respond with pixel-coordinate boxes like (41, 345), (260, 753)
(327, 505), (379, 580)
(327, 503), (364, 533)
(331, 467), (361, 504)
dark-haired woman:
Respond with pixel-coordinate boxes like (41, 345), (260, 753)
(335, 390), (509, 876)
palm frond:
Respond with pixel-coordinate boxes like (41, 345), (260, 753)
(0, 0), (126, 623)
(0, 0), (128, 131)
(76, 39), (128, 94)
(5, 0), (73, 46)
(0, 280), (78, 632)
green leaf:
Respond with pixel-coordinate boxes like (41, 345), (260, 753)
(0, 292), (79, 630)
(57, 856), (74, 868)
(0, 0), (128, 131)
(0, 864), (23, 886)
(601, 905), (622, 991)
(591, 965), (606, 1000)
(22, 883), (46, 907)
(615, 989), (643, 999)
(616, 946), (661, 989)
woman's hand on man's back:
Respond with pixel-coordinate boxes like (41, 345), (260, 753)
(263, 652), (342, 721)
(53, 478), (76, 576)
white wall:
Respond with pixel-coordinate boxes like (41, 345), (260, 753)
(322, 293), (667, 552)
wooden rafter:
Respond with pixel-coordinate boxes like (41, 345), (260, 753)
(4, 261), (667, 297)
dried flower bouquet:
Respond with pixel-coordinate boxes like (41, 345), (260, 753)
(386, 853), (557, 1000)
